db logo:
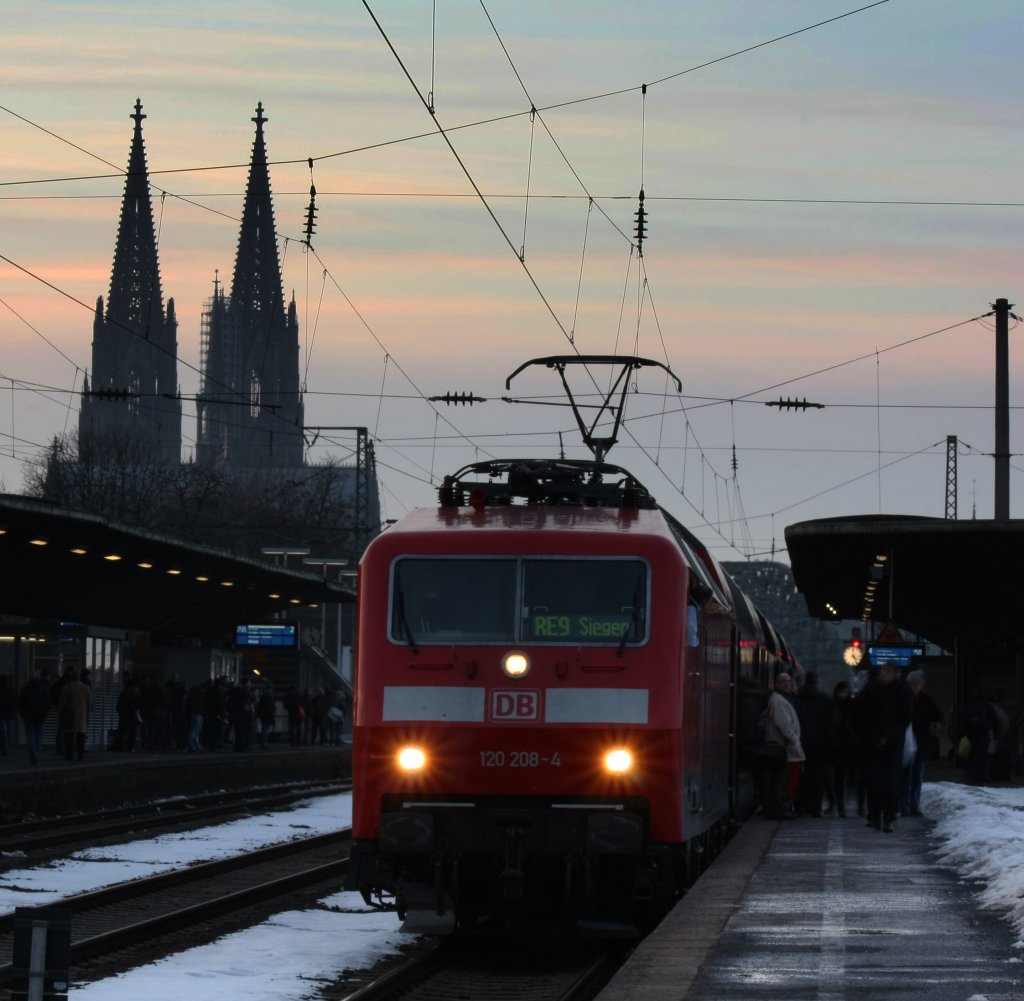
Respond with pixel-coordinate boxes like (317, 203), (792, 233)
(490, 689), (540, 721)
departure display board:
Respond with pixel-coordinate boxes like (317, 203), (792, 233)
(235, 623), (298, 648)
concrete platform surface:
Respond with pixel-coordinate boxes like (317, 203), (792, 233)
(597, 814), (1024, 1001)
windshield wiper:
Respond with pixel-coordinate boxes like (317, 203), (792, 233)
(395, 576), (419, 653)
(617, 570), (645, 656)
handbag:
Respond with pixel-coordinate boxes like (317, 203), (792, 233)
(752, 742), (787, 771)
(955, 735), (970, 762)
(902, 724), (917, 768)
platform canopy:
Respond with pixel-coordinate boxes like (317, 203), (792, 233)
(784, 515), (1024, 653)
(0, 494), (354, 643)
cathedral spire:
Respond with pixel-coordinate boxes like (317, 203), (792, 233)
(109, 98), (164, 335)
(80, 99), (181, 465)
(196, 102), (303, 469)
(230, 100), (285, 329)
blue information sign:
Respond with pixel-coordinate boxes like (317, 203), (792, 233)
(867, 644), (924, 668)
(235, 623), (298, 648)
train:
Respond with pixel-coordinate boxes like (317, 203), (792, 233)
(345, 456), (797, 935)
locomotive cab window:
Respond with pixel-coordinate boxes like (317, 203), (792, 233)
(391, 558), (517, 643)
(389, 556), (648, 647)
(523, 559), (647, 644)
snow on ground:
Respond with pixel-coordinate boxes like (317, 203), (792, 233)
(923, 781), (1024, 949)
(4, 784), (1023, 997)
(71, 891), (412, 1001)
(0, 793), (352, 912)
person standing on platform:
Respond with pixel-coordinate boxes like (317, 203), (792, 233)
(57, 668), (92, 762)
(49, 668), (71, 757)
(795, 671), (833, 817)
(963, 688), (998, 785)
(257, 685), (276, 749)
(301, 688), (315, 745)
(313, 687), (331, 746)
(862, 663), (912, 832)
(115, 674), (141, 752)
(766, 673), (805, 818)
(284, 685), (304, 746)
(901, 669), (943, 816)
(829, 680), (858, 817)
(0, 675), (15, 754)
(231, 678), (256, 752)
(18, 671), (50, 765)
(186, 682), (206, 752)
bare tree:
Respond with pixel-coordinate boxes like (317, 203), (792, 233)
(26, 438), (372, 562)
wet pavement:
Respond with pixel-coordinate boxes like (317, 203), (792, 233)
(597, 814), (1024, 1001)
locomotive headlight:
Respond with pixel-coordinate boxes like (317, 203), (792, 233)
(397, 746), (427, 772)
(501, 650), (531, 678)
(604, 748), (633, 774)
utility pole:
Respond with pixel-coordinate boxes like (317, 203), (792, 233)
(303, 425), (378, 555)
(993, 298), (1011, 520)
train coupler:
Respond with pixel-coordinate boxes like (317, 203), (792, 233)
(499, 824), (527, 900)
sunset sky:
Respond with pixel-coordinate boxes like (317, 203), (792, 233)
(1, 0), (1021, 561)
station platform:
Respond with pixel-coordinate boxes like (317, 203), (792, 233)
(0, 743), (351, 820)
(597, 803), (1023, 1001)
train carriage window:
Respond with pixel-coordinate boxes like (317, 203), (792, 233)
(391, 558), (517, 643)
(523, 559), (647, 645)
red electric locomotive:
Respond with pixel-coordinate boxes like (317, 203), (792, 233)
(346, 456), (779, 934)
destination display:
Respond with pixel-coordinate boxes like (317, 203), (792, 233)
(528, 614), (634, 641)
(867, 643), (924, 668)
(235, 623), (299, 648)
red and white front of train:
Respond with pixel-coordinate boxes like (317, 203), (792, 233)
(347, 504), (727, 932)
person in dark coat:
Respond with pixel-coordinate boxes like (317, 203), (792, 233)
(18, 671), (50, 765)
(49, 669), (71, 757)
(230, 679), (256, 751)
(257, 686), (276, 749)
(900, 669), (943, 816)
(735, 673), (786, 820)
(140, 676), (169, 752)
(828, 680), (858, 817)
(795, 671), (835, 817)
(204, 679), (228, 752)
(115, 674), (142, 752)
(283, 686), (304, 746)
(963, 687), (998, 785)
(0, 675), (15, 754)
(186, 682), (206, 751)
(861, 664), (913, 832)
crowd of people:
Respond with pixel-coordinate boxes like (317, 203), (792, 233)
(1, 669), (348, 764)
(747, 666), (954, 831)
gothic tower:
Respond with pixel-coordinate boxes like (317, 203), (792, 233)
(196, 103), (304, 468)
(79, 99), (181, 465)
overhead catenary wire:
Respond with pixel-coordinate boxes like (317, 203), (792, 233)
(0, 0), (1011, 548)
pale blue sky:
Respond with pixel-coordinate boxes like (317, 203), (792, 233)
(1, 1), (1021, 558)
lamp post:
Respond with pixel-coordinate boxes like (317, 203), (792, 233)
(260, 547), (311, 623)
(302, 557), (349, 670)
(260, 545), (311, 565)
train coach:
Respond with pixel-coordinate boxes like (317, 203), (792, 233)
(346, 458), (794, 935)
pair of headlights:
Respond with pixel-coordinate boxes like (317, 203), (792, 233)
(396, 746), (634, 774)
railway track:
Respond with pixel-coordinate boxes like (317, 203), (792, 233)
(0, 778), (349, 856)
(326, 939), (629, 1001)
(0, 827), (352, 987)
